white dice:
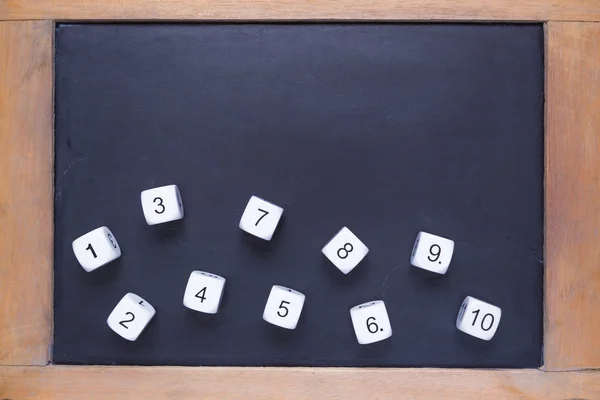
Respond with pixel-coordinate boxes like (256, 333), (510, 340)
(72, 226), (121, 272)
(107, 293), (156, 341)
(141, 184), (184, 225)
(262, 285), (305, 329)
(322, 227), (369, 274)
(456, 296), (502, 341)
(239, 196), (284, 241)
(350, 300), (392, 345)
(410, 231), (455, 274)
(183, 271), (226, 314)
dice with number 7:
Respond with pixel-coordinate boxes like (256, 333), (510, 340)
(72, 226), (121, 272)
(239, 196), (284, 241)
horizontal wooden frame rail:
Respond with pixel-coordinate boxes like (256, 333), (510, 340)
(0, 367), (600, 399)
(1, 12), (600, 400)
(0, 0), (600, 22)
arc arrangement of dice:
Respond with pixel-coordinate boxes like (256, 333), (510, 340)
(73, 184), (502, 344)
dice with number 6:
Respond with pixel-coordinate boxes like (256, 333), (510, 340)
(72, 226), (121, 272)
(322, 227), (369, 274)
(410, 231), (454, 274)
(239, 196), (284, 241)
(141, 184), (184, 225)
(456, 296), (502, 341)
(183, 271), (226, 314)
(262, 285), (305, 329)
(107, 293), (156, 341)
(350, 300), (392, 344)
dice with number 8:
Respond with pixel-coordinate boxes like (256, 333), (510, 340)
(322, 227), (369, 274)
(239, 196), (284, 241)
(72, 226), (121, 272)
(350, 300), (392, 344)
(456, 296), (502, 341)
(410, 231), (454, 274)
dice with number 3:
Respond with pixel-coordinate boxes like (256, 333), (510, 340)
(72, 226), (121, 272)
(410, 231), (454, 274)
(239, 196), (284, 241)
(322, 227), (369, 274)
(141, 184), (184, 225)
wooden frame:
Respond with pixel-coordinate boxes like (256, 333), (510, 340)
(1, 1), (600, 397)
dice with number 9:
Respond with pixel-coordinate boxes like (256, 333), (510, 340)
(72, 226), (121, 272)
(410, 231), (455, 274)
(239, 196), (284, 241)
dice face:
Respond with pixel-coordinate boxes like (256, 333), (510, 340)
(239, 196), (284, 241)
(262, 285), (305, 329)
(183, 271), (226, 314)
(350, 300), (392, 345)
(72, 226), (121, 272)
(141, 184), (184, 225)
(456, 296), (502, 341)
(107, 293), (156, 341)
(410, 231), (454, 274)
(322, 227), (369, 274)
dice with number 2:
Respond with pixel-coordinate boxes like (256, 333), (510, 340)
(322, 227), (369, 274)
(107, 293), (156, 341)
(239, 196), (284, 241)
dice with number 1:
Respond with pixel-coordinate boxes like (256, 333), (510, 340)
(72, 226), (121, 272)
(239, 196), (284, 241)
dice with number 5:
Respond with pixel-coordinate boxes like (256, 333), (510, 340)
(322, 227), (369, 274)
(262, 285), (305, 329)
(350, 300), (392, 344)
(141, 184), (184, 225)
(72, 226), (121, 272)
(183, 271), (226, 314)
(456, 296), (502, 341)
(410, 231), (454, 274)
(239, 196), (284, 241)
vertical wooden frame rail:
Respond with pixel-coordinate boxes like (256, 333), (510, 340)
(0, 3), (600, 398)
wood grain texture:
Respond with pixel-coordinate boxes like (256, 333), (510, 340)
(545, 22), (600, 370)
(0, 21), (53, 366)
(0, 366), (599, 399)
(1, 0), (600, 22)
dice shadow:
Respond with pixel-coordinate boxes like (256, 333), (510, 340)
(320, 255), (370, 286)
(80, 257), (123, 287)
(408, 264), (448, 288)
(239, 215), (287, 258)
(143, 218), (185, 243)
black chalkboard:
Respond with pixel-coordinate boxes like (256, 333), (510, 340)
(53, 23), (544, 367)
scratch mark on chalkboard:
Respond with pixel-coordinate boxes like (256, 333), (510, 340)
(527, 246), (544, 264)
(420, 211), (433, 225)
(55, 156), (87, 201)
(380, 264), (403, 298)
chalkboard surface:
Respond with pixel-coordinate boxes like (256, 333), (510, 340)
(54, 23), (544, 367)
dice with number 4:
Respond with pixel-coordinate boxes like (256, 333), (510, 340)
(107, 293), (156, 341)
(410, 231), (455, 274)
(456, 296), (502, 341)
(239, 196), (284, 241)
(183, 271), (226, 314)
(322, 227), (369, 274)
(141, 184), (184, 225)
(350, 300), (392, 344)
(72, 226), (121, 272)
(263, 285), (305, 329)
